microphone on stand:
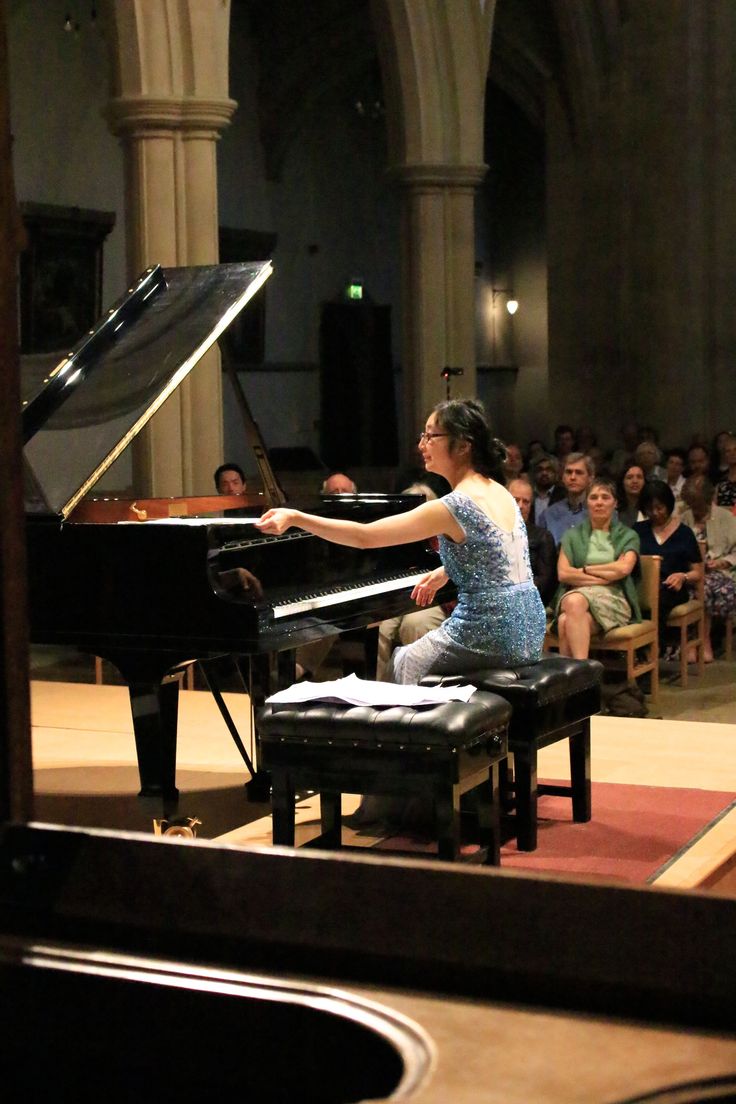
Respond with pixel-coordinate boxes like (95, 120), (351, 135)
(441, 366), (464, 399)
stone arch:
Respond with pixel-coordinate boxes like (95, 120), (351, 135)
(106, 0), (232, 102)
(371, 0), (493, 168)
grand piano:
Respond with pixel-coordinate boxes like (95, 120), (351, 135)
(23, 261), (449, 805)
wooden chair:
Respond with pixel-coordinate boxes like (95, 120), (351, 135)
(665, 568), (705, 687)
(545, 554), (661, 703)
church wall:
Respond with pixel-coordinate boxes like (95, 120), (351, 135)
(9, 0), (129, 491)
(475, 83), (548, 450)
(8, 0), (126, 309)
(218, 4), (400, 475)
(547, 0), (736, 453)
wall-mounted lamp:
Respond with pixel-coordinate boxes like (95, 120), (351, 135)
(489, 288), (518, 367)
(492, 287), (519, 314)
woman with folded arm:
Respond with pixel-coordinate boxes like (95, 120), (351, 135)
(552, 478), (641, 659)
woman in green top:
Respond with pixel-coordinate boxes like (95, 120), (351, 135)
(553, 477), (641, 659)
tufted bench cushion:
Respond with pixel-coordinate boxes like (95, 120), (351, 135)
(421, 656), (604, 851)
(257, 692), (511, 864)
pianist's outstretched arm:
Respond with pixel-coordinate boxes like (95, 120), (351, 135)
(254, 500), (464, 548)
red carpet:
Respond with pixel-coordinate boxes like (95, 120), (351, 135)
(375, 782), (736, 885)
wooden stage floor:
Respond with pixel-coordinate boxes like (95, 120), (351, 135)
(28, 679), (736, 894)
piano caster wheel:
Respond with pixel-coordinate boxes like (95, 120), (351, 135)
(245, 772), (272, 803)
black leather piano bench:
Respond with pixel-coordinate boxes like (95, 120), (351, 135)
(257, 692), (511, 865)
(421, 657), (604, 852)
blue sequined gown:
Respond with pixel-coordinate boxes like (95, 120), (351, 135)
(389, 490), (546, 684)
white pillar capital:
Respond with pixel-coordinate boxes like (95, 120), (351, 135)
(107, 95), (237, 140)
(391, 162), (488, 192)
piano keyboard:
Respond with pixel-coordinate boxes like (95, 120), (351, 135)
(272, 571), (427, 619)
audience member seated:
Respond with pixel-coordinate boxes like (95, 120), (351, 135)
(680, 474), (736, 662)
(508, 477), (557, 606)
(687, 442), (712, 478)
(525, 439), (547, 468)
(394, 468), (451, 500)
(539, 452), (594, 546)
(322, 471), (357, 494)
(715, 435), (736, 510)
(502, 443), (524, 483)
(551, 477), (640, 659)
(375, 481), (452, 681)
(712, 429), (734, 483)
(607, 419), (640, 478)
(553, 423), (575, 467)
(638, 425), (660, 445)
(214, 462), (247, 495)
(530, 453), (560, 523)
(575, 426), (603, 473)
(665, 447), (687, 502)
(634, 480), (703, 661)
(634, 440), (666, 482)
(575, 424), (597, 456)
(616, 460), (646, 528)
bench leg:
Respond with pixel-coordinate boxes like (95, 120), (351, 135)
(271, 773), (296, 846)
(513, 745), (538, 851)
(436, 781), (461, 862)
(319, 791), (342, 848)
(477, 762), (501, 866)
(569, 722), (592, 823)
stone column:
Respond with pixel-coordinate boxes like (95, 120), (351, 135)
(393, 162), (486, 449)
(107, 96), (236, 496)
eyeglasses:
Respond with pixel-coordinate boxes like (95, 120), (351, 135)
(418, 431), (449, 442)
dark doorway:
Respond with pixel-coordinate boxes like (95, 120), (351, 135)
(319, 300), (398, 468)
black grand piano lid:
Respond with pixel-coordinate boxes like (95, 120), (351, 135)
(21, 261), (272, 520)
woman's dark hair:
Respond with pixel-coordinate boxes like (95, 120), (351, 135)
(639, 479), (675, 517)
(616, 461), (645, 510)
(433, 398), (506, 481)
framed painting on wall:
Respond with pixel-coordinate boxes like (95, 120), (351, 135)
(18, 202), (115, 354)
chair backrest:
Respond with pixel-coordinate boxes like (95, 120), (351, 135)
(638, 554), (661, 621)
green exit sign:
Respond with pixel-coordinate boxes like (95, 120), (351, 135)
(347, 282), (363, 300)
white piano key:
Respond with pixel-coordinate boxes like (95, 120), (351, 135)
(272, 572), (427, 619)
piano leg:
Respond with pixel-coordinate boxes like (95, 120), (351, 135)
(236, 650), (297, 802)
(198, 656), (257, 779)
(129, 674), (180, 802)
(98, 649), (192, 805)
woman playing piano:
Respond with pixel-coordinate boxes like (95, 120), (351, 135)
(255, 398), (546, 684)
